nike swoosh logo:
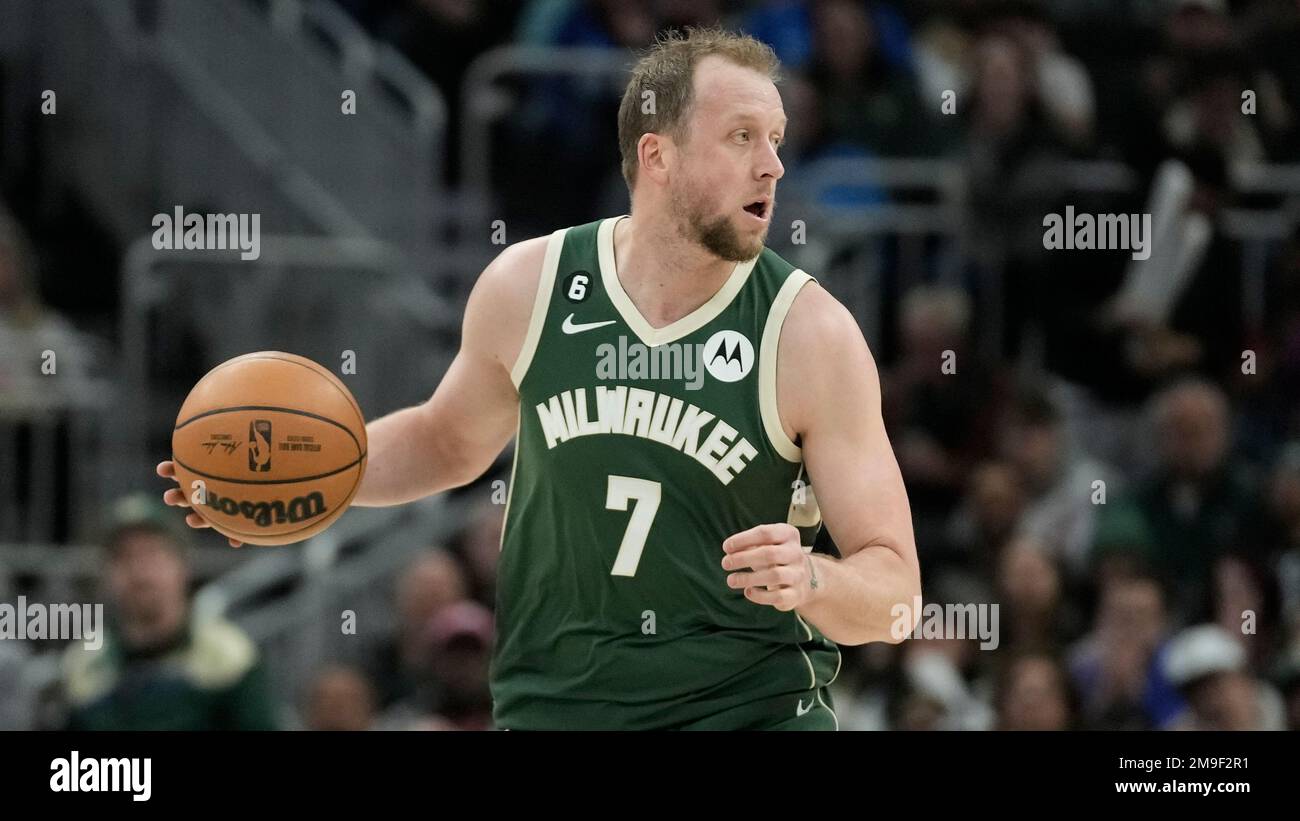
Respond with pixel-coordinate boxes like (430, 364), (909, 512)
(561, 313), (617, 334)
(796, 698), (814, 717)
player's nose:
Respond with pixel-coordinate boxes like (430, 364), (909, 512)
(756, 138), (784, 182)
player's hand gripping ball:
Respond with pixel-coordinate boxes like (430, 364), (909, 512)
(168, 351), (367, 546)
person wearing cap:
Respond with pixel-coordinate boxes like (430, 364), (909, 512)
(58, 494), (280, 730)
(376, 600), (495, 731)
(1161, 623), (1286, 730)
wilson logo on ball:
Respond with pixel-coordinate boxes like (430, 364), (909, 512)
(202, 488), (328, 527)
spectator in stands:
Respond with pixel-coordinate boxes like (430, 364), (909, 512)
(1207, 553), (1279, 671)
(995, 653), (1076, 730)
(1097, 378), (1257, 619)
(451, 496), (505, 606)
(892, 636), (994, 731)
(993, 1), (1096, 150)
(378, 600), (495, 730)
(830, 641), (901, 731)
(996, 535), (1083, 654)
(797, 0), (931, 159)
(741, 0), (914, 77)
(881, 285), (1010, 561)
(1001, 387), (1121, 577)
(1161, 56), (1264, 167)
(59, 495), (279, 730)
(944, 460), (1026, 574)
(303, 665), (377, 731)
(961, 31), (1070, 359)
(1162, 623), (1286, 730)
(368, 548), (469, 708)
(1068, 574), (1183, 729)
(909, 2), (971, 117)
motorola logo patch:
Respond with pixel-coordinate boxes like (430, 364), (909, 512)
(703, 330), (754, 382)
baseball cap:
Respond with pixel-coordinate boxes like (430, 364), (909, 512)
(1162, 624), (1246, 688)
(98, 493), (191, 558)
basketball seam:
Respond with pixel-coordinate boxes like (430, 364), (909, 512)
(184, 353), (364, 430)
(174, 454), (366, 485)
(247, 353), (365, 424)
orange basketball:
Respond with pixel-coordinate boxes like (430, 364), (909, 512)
(171, 352), (367, 546)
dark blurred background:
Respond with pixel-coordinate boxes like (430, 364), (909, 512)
(1, 0), (1299, 731)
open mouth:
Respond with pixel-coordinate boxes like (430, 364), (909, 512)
(742, 200), (769, 220)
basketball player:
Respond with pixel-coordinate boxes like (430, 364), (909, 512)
(160, 27), (920, 730)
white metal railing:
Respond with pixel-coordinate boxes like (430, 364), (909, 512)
(30, 0), (447, 259)
(153, 0), (446, 252)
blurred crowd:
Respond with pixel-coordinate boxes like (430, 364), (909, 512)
(2, 0), (1300, 730)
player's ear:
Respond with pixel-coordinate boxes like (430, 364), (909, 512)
(638, 132), (672, 186)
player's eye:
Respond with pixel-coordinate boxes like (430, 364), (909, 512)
(733, 130), (750, 143)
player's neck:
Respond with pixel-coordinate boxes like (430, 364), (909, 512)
(613, 213), (739, 330)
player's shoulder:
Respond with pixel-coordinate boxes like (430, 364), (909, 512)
(777, 270), (863, 357)
(746, 244), (866, 359)
(476, 233), (552, 296)
(777, 266), (876, 395)
(471, 217), (604, 312)
(462, 228), (568, 368)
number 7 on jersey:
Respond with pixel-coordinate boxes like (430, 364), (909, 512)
(605, 475), (661, 577)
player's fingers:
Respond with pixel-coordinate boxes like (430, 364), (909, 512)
(184, 512), (212, 530)
(722, 523), (796, 553)
(156, 460), (175, 478)
(721, 544), (781, 572)
(228, 538), (243, 548)
(721, 524), (772, 553)
(163, 488), (191, 508)
(727, 565), (796, 590)
(743, 585), (796, 610)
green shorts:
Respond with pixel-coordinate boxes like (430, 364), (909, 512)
(676, 686), (838, 731)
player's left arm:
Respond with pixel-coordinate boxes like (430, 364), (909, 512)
(721, 282), (921, 646)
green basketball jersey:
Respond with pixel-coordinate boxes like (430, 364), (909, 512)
(491, 215), (841, 730)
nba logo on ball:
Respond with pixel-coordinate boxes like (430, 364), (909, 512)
(703, 330), (754, 382)
(249, 420), (272, 472)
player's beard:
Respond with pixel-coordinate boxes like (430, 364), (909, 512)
(670, 178), (766, 263)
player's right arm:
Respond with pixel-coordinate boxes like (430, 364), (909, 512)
(159, 235), (547, 534)
(351, 236), (545, 506)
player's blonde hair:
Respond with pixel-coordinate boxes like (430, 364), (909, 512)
(617, 27), (781, 193)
